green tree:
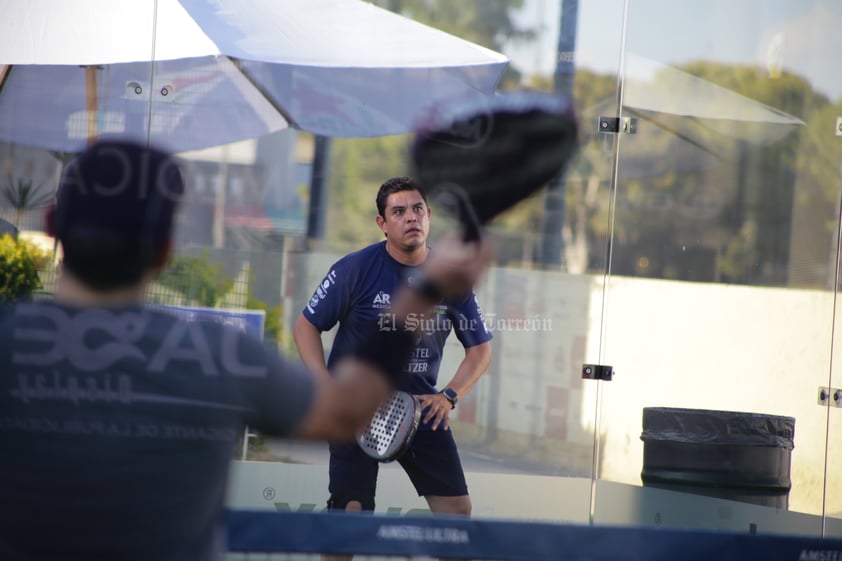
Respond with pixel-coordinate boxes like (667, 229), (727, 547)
(488, 69), (617, 270)
(157, 252), (234, 307)
(627, 62), (823, 285)
(246, 291), (282, 345)
(539, 62), (831, 285)
(374, 0), (530, 49)
(322, 1), (535, 250)
(372, 0), (531, 87)
(326, 135), (410, 250)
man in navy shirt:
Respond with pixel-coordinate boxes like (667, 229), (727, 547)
(0, 142), (492, 561)
(294, 176), (492, 519)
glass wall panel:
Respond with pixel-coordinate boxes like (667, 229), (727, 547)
(12, 0), (842, 539)
(147, 0), (609, 524)
(592, 0), (842, 537)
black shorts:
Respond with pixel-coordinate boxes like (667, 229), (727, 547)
(327, 428), (468, 511)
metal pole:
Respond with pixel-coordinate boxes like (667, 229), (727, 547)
(538, 0), (579, 266)
(307, 135), (331, 240)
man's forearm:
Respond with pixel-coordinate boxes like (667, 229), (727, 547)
(442, 342), (492, 399)
(292, 289), (440, 440)
(293, 315), (331, 380)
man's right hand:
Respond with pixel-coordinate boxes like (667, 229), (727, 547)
(419, 234), (493, 300)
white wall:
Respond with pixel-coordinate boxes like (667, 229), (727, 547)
(594, 276), (840, 515)
(225, 463), (842, 537)
(227, 461), (591, 523)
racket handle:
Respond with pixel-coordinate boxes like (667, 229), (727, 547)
(435, 185), (482, 243)
(460, 197), (482, 242)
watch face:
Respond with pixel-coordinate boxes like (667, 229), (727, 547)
(442, 388), (458, 405)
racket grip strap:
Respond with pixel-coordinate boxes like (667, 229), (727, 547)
(350, 326), (414, 385)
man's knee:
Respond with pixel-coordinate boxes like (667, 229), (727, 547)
(425, 495), (471, 516)
(327, 492), (375, 512)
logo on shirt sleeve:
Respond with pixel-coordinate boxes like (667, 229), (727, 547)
(474, 295), (490, 334)
(306, 270), (338, 314)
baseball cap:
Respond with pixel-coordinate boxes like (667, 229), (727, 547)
(52, 139), (184, 247)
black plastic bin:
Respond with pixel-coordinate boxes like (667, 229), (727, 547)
(640, 407), (795, 509)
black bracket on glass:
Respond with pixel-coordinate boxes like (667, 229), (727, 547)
(598, 116), (637, 135)
(582, 364), (614, 381)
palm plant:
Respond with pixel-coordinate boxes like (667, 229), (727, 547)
(2, 176), (55, 230)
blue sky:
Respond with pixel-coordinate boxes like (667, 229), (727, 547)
(504, 0), (842, 100)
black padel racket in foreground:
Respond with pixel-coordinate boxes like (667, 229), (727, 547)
(357, 391), (421, 462)
(412, 91), (579, 241)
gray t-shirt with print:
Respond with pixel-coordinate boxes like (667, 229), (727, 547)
(0, 301), (315, 561)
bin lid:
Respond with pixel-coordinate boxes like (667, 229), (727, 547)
(641, 407), (795, 449)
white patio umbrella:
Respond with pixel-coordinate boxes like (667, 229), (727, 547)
(0, 0), (508, 153)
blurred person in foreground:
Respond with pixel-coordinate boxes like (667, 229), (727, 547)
(0, 140), (492, 561)
(294, 176), (492, 524)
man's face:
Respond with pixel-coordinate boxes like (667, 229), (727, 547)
(377, 189), (431, 251)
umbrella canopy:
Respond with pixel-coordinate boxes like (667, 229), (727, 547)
(0, 0), (508, 153)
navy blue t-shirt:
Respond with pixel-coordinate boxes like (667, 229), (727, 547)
(0, 301), (315, 561)
(303, 241), (492, 396)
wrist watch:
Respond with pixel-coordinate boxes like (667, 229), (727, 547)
(441, 387), (458, 409)
(405, 269), (444, 304)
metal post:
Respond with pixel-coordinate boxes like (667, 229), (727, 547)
(307, 135), (331, 240)
(538, 0), (579, 266)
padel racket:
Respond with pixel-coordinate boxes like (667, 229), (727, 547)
(412, 91), (579, 241)
(357, 390), (421, 462)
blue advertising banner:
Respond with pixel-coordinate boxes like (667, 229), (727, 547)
(227, 510), (842, 561)
(154, 304), (265, 340)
